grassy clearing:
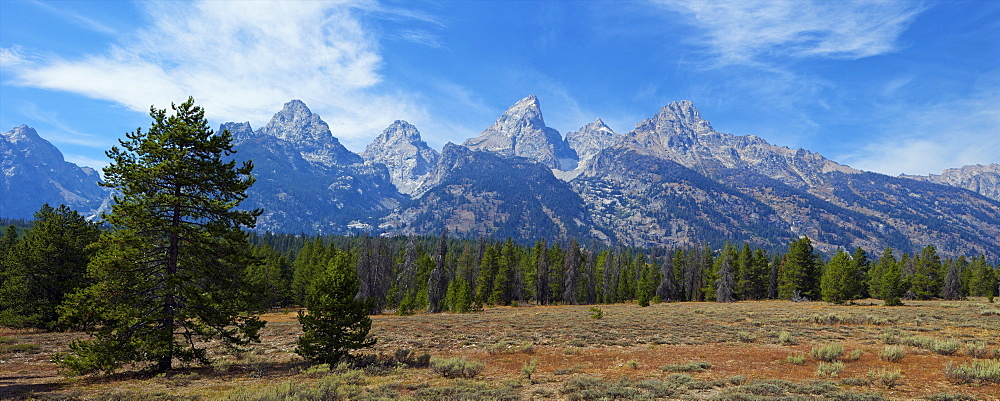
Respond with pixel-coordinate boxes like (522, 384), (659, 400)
(2, 299), (998, 400)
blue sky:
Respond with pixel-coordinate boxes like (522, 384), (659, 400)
(1, 0), (998, 176)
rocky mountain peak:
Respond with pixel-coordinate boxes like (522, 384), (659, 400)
(567, 118), (619, 162)
(643, 100), (714, 135)
(362, 120), (439, 196)
(3, 124), (42, 144)
(252, 99), (361, 166)
(258, 100), (332, 145)
(463, 95), (577, 170)
(220, 121), (255, 142)
(903, 164), (1000, 201)
(1, 125), (107, 218)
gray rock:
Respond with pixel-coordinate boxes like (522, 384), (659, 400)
(0, 125), (107, 218)
(361, 120), (440, 195)
(902, 164), (1000, 201)
(566, 118), (619, 163)
(463, 95), (578, 170)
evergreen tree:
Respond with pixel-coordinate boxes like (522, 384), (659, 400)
(0, 204), (99, 330)
(477, 244), (499, 304)
(967, 255), (996, 298)
(778, 237), (820, 300)
(58, 98), (263, 373)
(426, 229), (448, 313)
(820, 249), (857, 304)
(656, 251), (677, 302)
(910, 245), (942, 300)
(296, 250), (375, 365)
(535, 239), (550, 305)
(851, 247), (871, 298)
(395, 239), (420, 315)
(715, 258), (736, 303)
(562, 240), (581, 305)
(870, 248), (904, 306)
(245, 244), (292, 309)
(941, 259), (962, 300)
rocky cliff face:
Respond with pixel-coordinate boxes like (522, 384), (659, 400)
(381, 144), (605, 242)
(566, 118), (619, 163)
(226, 101), (403, 234)
(902, 164), (1000, 202)
(253, 100), (362, 166)
(0, 125), (107, 218)
(463, 95), (578, 170)
(361, 120), (439, 196)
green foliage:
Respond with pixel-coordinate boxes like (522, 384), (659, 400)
(778, 237), (820, 300)
(944, 359), (1000, 384)
(816, 361), (845, 378)
(787, 354), (806, 365)
(660, 361), (712, 372)
(0, 204), (99, 330)
(430, 357), (485, 378)
(588, 306), (604, 319)
(868, 367), (904, 388)
(879, 345), (905, 362)
(811, 343), (844, 362)
(296, 251), (376, 365)
(821, 249), (862, 304)
(57, 98), (264, 374)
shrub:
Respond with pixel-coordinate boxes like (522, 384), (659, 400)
(589, 306), (604, 319)
(430, 357), (484, 379)
(879, 345), (905, 362)
(965, 342), (987, 359)
(778, 330), (795, 345)
(924, 393), (978, 401)
(901, 335), (961, 355)
(879, 330), (899, 345)
(787, 354), (807, 365)
(944, 360), (1000, 384)
(845, 349), (864, 362)
(737, 331), (757, 343)
(811, 343), (844, 362)
(817, 361), (845, 378)
(521, 358), (537, 381)
(661, 361), (712, 372)
(868, 367), (904, 389)
(626, 360), (639, 369)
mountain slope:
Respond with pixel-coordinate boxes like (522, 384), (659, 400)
(382, 144), (605, 243)
(463, 95), (578, 170)
(361, 120), (439, 196)
(0, 125), (107, 218)
(902, 164), (1000, 202)
(611, 101), (1000, 256)
(226, 101), (404, 234)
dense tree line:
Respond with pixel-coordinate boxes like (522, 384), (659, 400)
(4, 211), (999, 334)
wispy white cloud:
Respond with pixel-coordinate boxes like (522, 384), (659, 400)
(17, 102), (111, 148)
(656, 0), (924, 65)
(2, 0), (428, 148)
(840, 74), (1000, 176)
(27, 0), (117, 35)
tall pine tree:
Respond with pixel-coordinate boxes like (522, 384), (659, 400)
(58, 98), (264, 373)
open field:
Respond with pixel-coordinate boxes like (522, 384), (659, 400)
(2, 300), (999, 400)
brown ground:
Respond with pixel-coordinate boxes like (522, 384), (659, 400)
(1, 299), (998, 400)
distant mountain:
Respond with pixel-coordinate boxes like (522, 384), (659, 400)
(7, 97), (999, 258)
(902, 164), (1000, 202)
(382, 144), (605, 242)
(0, 125), (107, 219)
(225, 100), (404, 234)
(566, 118), (619, 163)
(361, 120), (439, 196)
(463, 95), (578, 170)
(596, 101), (1000, 255)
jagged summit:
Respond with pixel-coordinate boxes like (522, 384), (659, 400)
(566, 118), (618, 162)
(1, 125), (107, 218)
(362, 120), (439, 195)
(635, 100), (714, 136)
(463, 95), (577, 170)
(250, 99), (361, 166)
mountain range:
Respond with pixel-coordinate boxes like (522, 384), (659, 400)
(3, 97), (999, 258)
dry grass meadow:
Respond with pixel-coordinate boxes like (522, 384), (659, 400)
(2, 299), (998, 400)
